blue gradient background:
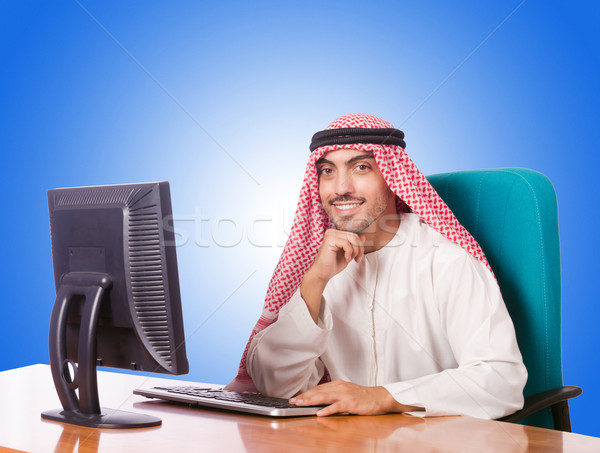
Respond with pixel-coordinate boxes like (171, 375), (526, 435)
(1, 1), (598, 437)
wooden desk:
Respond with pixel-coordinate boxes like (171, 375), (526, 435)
(1, 365), (598, 453)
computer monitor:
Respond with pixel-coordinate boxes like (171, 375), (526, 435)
(41, 181), (189, 429)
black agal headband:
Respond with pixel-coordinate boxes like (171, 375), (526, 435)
(309, 127), (406, 152)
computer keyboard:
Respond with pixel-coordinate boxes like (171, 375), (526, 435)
(134, 385), (326, 417)
(156, 386), (299, 408)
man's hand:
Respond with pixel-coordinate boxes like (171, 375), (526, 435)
(289, 380), (420, 416)
(301, 230), (365, 323)
(310, 229), (366, 282)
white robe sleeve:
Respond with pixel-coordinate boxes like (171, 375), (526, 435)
(246, 289), (332, 397)
(384, 252), (527, 419)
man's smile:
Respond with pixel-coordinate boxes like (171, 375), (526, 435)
(331, 200), (365, 214)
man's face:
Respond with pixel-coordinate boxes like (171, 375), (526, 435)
(316, 148), (397, 234)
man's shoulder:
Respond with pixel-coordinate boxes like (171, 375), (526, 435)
(396, 212), (473, 264)
(398, 213), (459, 249)
(397, 214), (495, 295)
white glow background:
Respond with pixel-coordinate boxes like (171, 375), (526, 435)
(1, 1), (598, 436)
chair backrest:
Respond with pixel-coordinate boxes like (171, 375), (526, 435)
(427, 168), (562, 429)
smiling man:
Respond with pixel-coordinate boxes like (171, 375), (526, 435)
(227, 113), (527, 419)
(317, 149), (397, 235)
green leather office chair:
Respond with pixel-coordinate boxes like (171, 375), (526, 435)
(427, 168), (581, 432)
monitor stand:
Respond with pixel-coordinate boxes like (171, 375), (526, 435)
(41, 272), (162, 429)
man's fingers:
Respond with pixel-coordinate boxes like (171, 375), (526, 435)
(313, 230), (366, 281)
(342, 240), (358, 263)
(354, 235), (365, 263)
(290, 385), (334, 406)
(316, 402), (343, 417)
(328, 232), (364, 263)
(292, 385), (344, 416)
(326, 238), (357, 262)
(290, 392), (327, 406)
(345, 233), (364, 263)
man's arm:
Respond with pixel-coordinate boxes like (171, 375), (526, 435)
(285, 230), (421, 416)
(246, 229), (365, 397)
(246, 292), (330, 397)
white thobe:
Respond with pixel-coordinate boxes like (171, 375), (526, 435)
(247, 213), (527, 418)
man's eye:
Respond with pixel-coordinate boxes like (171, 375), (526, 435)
(319, 167), (332, 175)
(355, 164), (369, 171)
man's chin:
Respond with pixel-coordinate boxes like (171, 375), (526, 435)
(333, 218), (370, 234)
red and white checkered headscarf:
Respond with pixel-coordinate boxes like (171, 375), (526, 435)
(226, 113), (490, 392)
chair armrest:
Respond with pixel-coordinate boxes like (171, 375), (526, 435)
(498, 385), (582, 429)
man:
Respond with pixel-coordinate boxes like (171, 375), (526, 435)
(227, 113), (527, 419)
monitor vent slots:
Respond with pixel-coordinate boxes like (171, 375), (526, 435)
(54, 187), (136, 207)
(127, 204), (173, 369)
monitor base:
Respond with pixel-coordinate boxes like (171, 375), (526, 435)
(41, 407), (162, 429)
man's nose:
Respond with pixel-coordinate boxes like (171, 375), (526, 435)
(334, 172), (354, 195)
